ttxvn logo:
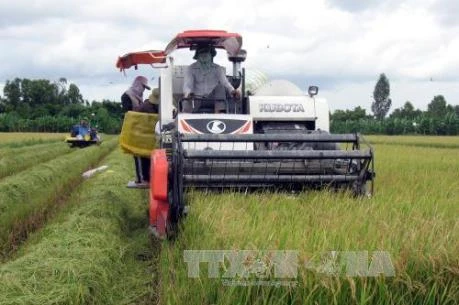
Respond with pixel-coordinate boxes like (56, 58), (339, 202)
(259, 104), (305, 112)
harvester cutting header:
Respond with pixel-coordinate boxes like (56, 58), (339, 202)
(117, 30), (375, 239)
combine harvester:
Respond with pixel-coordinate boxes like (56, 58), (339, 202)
(65, 134), (101, 148)
(116, 30), (375, 239)
(65, 125), (101, 148)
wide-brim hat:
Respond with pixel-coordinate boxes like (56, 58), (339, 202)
(193, 46), (217, 60)
(148, 88), (160, 104)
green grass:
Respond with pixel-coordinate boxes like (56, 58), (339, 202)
(0, 142), (73, 179)
(0, 138), (118, 257)
(0, 148), (158, 305)
(159, 143), (459, 304)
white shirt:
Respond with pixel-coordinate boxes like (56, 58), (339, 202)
(183, 62), (234, 97)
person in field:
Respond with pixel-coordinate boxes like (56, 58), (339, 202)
(121, 75), (151, 112)
(71, 118), (99, 141)
(121, 76), (152, 189)
(182, 45), (240, 113)
(134, 88), (159, 114)
(128, 87), (160, 186)
(71, 118), (90, 139)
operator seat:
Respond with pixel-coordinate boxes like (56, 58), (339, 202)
(173, 65), (235, 114)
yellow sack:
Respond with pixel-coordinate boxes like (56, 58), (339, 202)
(119, 111), (158, 157)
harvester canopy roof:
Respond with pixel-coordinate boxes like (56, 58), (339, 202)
(165, 30), (242, 56)
(116, 50), (166, 71)
(116, 30), (242, 71)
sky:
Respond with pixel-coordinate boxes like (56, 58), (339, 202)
(1, 0), (458, 112)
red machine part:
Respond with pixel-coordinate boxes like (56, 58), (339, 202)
(165, 30), (242, 55)
(149, 149), (169, 238)
(116, 30), (242, 71)
(116, 50), (166, 71)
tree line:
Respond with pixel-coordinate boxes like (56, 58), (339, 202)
(331, 74), (459, 135)
(0, 78), (123, 133)
(1, 76), (458, 135)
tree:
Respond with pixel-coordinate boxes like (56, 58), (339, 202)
(101, 100), (123, 118)
(454, 105), (459, 117)
(3, 78), (21, 112)
(23, 79), (58, 107)
(331, 106), (368, 121)
(59, 103), (86, 118)
(0, 77), (123, 133)
(56, 77), (68, 105)
(371, 73), (392, 120)
(349, 106), (367, 120)
(66, 83), (84, 104)
(390, 101), (422, 119)
(0, 97), (6, 113)
(427, 95), (448, 118)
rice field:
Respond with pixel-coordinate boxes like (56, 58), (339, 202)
(0, 133), (457, 305)
(0, 132), (67, 148)
(160, 142), (458, 304)
(0, 148), (156, 304)
(366, 135), (459, 148)
(0, 142), (73, 179)
(0, 138), (118, 258)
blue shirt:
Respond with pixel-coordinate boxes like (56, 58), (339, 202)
(77, 125), (90, 136)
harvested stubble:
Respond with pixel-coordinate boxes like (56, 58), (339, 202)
(0, 148), (157, 305)
(159, 143), (459, 305)
(0, 142), (73, 179)
(0, 138), (118, 257)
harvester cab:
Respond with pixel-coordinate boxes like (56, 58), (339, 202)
(116, 30), (375, 239)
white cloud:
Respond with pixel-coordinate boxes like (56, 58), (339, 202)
(431, 0), (459, 26)
(323, 79), (459, 113)
(1, 0), (458, 110)
(326, 0), (384, 12)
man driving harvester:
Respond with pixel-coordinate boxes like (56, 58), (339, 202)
(183, 45), (241, 113)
